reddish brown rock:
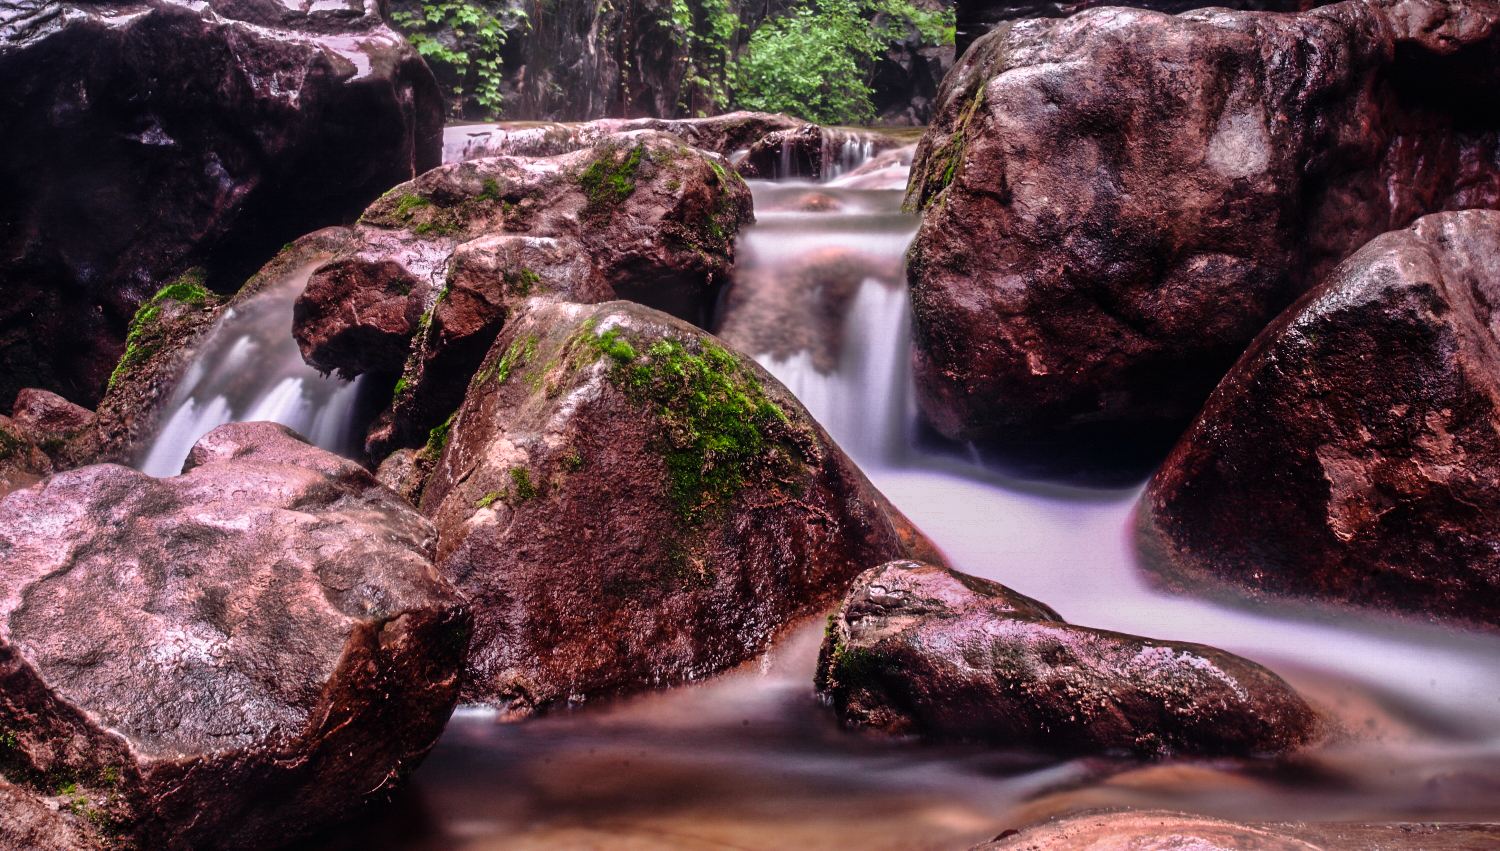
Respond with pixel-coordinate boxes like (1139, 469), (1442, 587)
(0, 0), (443, 408)
(818, 561), (1317, 756)
(418, 300), (918, 716)
(907, 0), (1500, 477)
(0, 422), (469, 848)
(1143, 210), (1500, 632)
(0, 778), (101, 851)
(975, 810), (1500, 850)
(8, 389), (94, 448)
(0, 414), (52, 498)
(442, 112), (807, 163)
(955, 0), (1324, 54)
(292, 133), (754, 458)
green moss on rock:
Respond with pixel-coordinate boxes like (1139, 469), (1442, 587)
(579, 143), (646, 212)
(107, 271), (216, 391)
(580, 323), (801, 522)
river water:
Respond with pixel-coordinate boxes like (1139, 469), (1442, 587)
(140, 158), (1500, 849)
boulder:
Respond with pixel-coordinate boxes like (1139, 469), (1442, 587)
(291, 133), (754, 458)
(0, 778), (101, 851)
(0, 415), (52, 498)
(1142, 210), (1500, 632)
(8, 389), (94, 449)
(975, 810), (1500, 850)
(818, 561), (1317, 755)
(0, 0), (443, 409)
(442, 112), (807, 163)
(907, 0), (1500, 477)
(418, 300), (920, 716)
(0, 422), (469, 848)
(955, 0), (1324, 54)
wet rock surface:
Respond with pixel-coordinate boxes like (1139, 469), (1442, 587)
(955, 0), (1323, 54)
(0, 0), (443, 409)
(907, 0), (1500, 477)
(417, 300), (917, 716)
(1143, 210), (1500, 633)
(817, 561), (1317, 755)
(975, 810), (1500, 850)
(292, 133), (754, 459)
(0, 422), (469, 848)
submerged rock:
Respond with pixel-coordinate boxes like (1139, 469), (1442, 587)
(1143, 210), (1500, 632)
(292, 133), (754, 458)
(907, 0), (1500, 476)
(818, 561), (1317, 755)
(0, 422), (469, 848)
(0, 0), (443, 408)
(418, 300), (920, 715)
(975, 810), (1500, 850)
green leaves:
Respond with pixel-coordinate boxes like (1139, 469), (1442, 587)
(731, 0), (955, 125)
(391, 1), (526, 119)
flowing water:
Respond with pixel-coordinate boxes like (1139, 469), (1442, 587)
(137, 265), (367, 477)
(143, 154), (1500, 848)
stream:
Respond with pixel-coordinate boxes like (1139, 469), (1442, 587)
(139, 156), (1500, 850)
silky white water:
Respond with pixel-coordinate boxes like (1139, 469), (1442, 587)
(134, 168), (1500, 849)
(137, 264), (366, 477)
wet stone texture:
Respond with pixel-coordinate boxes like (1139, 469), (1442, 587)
(818, 561), (1318, 756)
(290, 133), (754, 460)
(1143, 210), (1500, 633)
(0, 422), (469, 849)
(0, 0), (443, 409)
(975, 809), (1500, 850)
(418, 300), (926, 717)
(907, 0), (1500, 476)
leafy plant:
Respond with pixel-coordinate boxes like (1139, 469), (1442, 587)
(731, 0), (954, 125)
(661, 0), (741, 117)
(392, 1), (526, 119)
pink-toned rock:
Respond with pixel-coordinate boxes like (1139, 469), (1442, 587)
(819, 561), (1317, 756)
(907, 0), (1500, 475)
(0, 422), (469, 848)
(291, 133), (754, 458)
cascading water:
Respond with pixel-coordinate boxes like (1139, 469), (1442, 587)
(319, 156), (1500, 850)
(138, 263), (366, 477)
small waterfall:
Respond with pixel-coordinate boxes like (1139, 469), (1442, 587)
(826, 133), (876, 180)
(137, 263), (366, 477)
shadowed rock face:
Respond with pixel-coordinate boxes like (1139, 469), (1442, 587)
(1143, 210), (1500, 632)
(291, 133), (754, 459)
(418, 300), (920, 716)
(817, 561), (1317, 756)
(0, 0), (443, 410)
(0, 422), (469, 849)
(907, 0), (1500, 478)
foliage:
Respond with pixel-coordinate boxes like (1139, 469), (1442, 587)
(732, 0), (954, 125)
(661, 0), (741, 116)
(392, 1), (526, 119)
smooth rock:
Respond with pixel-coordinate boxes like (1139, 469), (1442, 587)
(0, 422), (469, 848)
(1143, 210), (1500, 632)
(907, 0), (1500, 478)
(818, 561), (1318, 755)
(419, 300), (922, 715)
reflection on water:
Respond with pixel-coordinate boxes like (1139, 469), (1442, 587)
(280, 174), (1500, 849)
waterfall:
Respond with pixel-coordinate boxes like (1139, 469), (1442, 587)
(137, 263), (366, 477)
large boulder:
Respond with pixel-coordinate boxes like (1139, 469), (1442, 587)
(291, 133), (755, 458)
(974, 810), (1500, 851)
(0, 422), (469, 848)
(818, 561), (1317, 755)
(0, 0), (443, 409)
(907, 0), (1500, 477)
(418, 300), (921, 716)
(1142, 210), (1500, 633)
(955, 0), (1323, 54)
